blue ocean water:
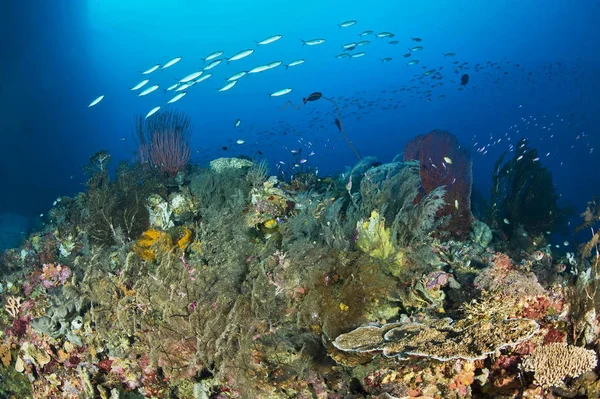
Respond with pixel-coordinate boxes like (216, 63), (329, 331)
(1, 0), (599, 247)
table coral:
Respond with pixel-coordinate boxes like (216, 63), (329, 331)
(333, 314), (539, 362)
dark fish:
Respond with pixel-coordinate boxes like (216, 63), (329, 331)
(403, 53), (411, 58)
(303, 92), (322, 103)
(334, 118), (342, 132)
(411, 37), (422, 42)
(460, 74), (469, 86)
(222, 146), (228, 150)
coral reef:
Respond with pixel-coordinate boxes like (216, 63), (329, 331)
(0, 141), (596, 398)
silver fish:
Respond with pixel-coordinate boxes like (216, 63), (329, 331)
(88, 95), (104, 107)
(176, 82), (193, 92)
(138, 85), (159, 96)
(285, 59), (305, 69)
(204, 51), (223, 62)
(161, 57), (182, 69)
(131, 79), (150, 91)
(167, 92), (186, 104)
(227, 71), (247, 81)
(257, 35), (282, 45)
(204, 59), (222, 70)
(179, 71), (203, 83)
(301, 38), (325, 46)
(267, 61), (282, 69)
(228, 49), (254, 62)
(145, 106), (160, 119)
(195, 73), (212, 83)
(141, 64), (160, 74)
(339, 20), (357, 28)
(218, 80), (237, 92)
(270, 88), (292, 97)
(248, 64), (272, 74)
(166, 82), (180, 91)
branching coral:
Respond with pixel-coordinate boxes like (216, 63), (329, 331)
(522, 343), (597, 387)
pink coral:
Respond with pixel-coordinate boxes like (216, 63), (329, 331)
(39, 263), (71, 289)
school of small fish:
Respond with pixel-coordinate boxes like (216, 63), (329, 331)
(89, 17), (594, 184)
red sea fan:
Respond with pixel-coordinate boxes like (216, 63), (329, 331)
(135, 110), (192, 177)
(404, 130), (473, 239)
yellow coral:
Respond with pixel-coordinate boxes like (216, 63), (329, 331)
(176, 227), (193, 250)
(356, 210), (406, 275)
(134, 229), (172, 262)
(356, 210), (395, 260)
(264, 219), (278, 229)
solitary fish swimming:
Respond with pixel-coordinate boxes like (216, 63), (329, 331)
(161, 57), (182, 69)
(301, 38), (325, 46)
(460, 74), (470, 86)
(234, 119), (241, 127)
(270, 88), (292, 97)
(88, 95), (104, 107)
(257, 35), (282, 45)
(138, 85), (159, 96)
(228, 49), (254, 62)
(339, 20), (357, 28)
